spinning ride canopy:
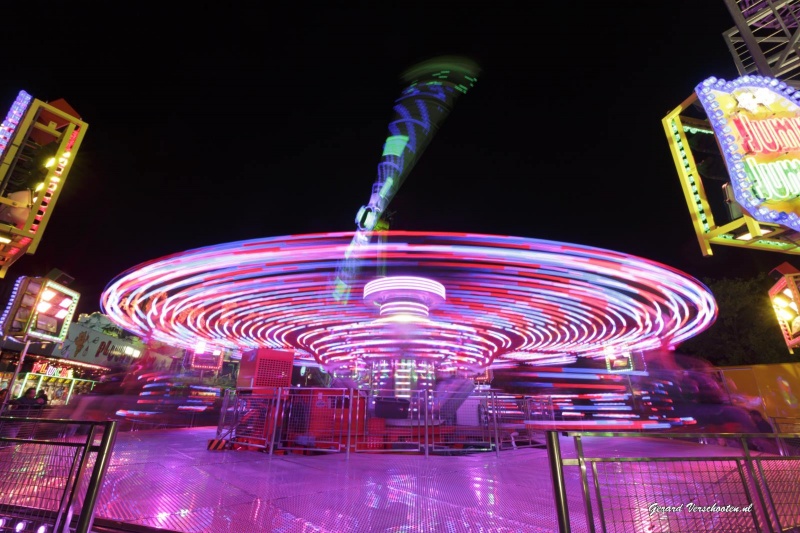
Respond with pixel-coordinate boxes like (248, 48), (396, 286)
(100, 231), (717, 371)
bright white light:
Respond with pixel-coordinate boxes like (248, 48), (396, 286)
(36, 301), (52, 312)
(55, 308), (69, 319)
(41, 289), (56, 301)
(774, 295), (791, 308)
(364, 276), (446, 300)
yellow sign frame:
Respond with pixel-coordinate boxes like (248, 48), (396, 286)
(0, 98), (88, 277)
(663, 93), (800, 256)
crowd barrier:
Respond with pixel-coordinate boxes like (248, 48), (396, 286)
(0, 412), (118, 533)
(546, 430), (800, 533)
(215, 387), (548, 456)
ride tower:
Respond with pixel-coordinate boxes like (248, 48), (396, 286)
(0, 91), (87, 277)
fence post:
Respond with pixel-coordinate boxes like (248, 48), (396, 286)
(424, 389), (429, 458)
(492, 391), (500, 457)
(346, 388), (353, 461)
(546, 430), (570, 533)
(268, 388), (283, 456)
(75, 420), (119, 533)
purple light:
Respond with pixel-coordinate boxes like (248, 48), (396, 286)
(0, 91), (33, 160)
(101, 232), (717, 371)
(364, 276), (446, 320)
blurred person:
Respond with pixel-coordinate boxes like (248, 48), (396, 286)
(36, 389), (48, 406)
(748, 409), (781, 454)
(12, 387), (40, 406)
(9, 388), (44, 418)
(749, 409), (775, 433)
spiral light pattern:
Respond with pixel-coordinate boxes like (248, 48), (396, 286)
(100, 231), (717, 370)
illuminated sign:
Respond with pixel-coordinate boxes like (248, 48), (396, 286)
(0, 276), (79, 342)
(696, 75), (800, 231)
(31, 361), (74, 379)
(190, 349), (223, 371)
(605, 352), (634, 373)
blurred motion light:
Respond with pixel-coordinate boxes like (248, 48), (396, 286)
(101, 232), (716, 372)
(768, 262), (800, 354)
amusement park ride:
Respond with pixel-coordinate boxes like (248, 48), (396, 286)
(100, 57), (717, 396)
(95, 1), (800, 433)
(0, 91), (86, 278)
(332, 56), (479, 304)
(663, 0), (800, 353)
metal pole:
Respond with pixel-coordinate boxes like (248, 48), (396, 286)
(492, 391), (500, 457)
(346, 388), (353, 461)
(721, 0), (774, 77)
(75, 420), (119, 533)
(1, 336), (31, 410)
(424, 389), (429, 458)
(546, 430), (570, 533)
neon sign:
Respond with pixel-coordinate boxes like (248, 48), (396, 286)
(31, 361), (74, 378)
(696, 75), (800, 230)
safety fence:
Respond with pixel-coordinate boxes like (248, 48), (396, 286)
(0, 412), (118, 533)
(546, 430), (800, 533)
(1, 400), (211, 434)
(215, 387), (549, 456)
(772, 417), (800, 456)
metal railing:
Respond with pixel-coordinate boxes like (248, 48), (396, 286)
(546, 430), (800, 533)
(216, 387), (546, 457)
(0, 413), (118, 533)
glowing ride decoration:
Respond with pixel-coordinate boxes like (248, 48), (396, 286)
(363, 276), (445, 319)
(334, 57), (479, 302)
(0, 91), (32, 160)
(100, 231), (717, 371)
(0, 91), (88, 277)
(662, 74), (800, 256)
(696, 75), (800, 230)
(0, 276), (79, 342)
(768, 262), (800, 353)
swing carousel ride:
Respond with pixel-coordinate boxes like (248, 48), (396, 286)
(99, 57), (718, 384)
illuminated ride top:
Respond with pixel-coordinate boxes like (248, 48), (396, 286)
(0, 90), (87, 277)
(100, 231), (717, 373)
(334, 56), (478, 303)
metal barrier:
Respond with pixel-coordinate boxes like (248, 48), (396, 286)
(218, 389), (283, 453)
(217, 387), (548, 456)
(0, 413), (118, 533)
(274, 388), (353, 455)
(771, 417), (800, 456)
(546, 430), (800, 533)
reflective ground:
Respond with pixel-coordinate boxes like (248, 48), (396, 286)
(93, 427), (778, 533)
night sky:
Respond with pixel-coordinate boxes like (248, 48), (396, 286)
(0, 3), (784, 316)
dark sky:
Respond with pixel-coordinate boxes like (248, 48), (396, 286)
(0, 2), (784, 316)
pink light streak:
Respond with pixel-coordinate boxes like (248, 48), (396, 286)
(100, 231), (717, 370)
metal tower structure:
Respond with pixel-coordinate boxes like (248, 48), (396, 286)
(723, 0), (800, 85)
